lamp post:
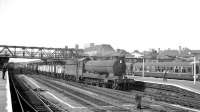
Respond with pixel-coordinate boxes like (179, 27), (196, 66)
(142, 56), (145, 77)
(188, 52), (197, 85)
(193, 56), (196, 85)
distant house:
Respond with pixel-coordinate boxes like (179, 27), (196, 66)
(190, 50), (200, 60)
(153, 48), (200, 64)
(83, 44), (115, 57)
(116, 49), (130, 56)
(157, 50), (180, 62)
(131, 51), (143, 58)
(131, 48), (193, 62)
(124, 51), (144, 63)
(157, 48), (192, 62)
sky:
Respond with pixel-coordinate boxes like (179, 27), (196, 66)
(0, 0), (200, 54)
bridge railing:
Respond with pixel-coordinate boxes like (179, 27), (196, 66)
(0, 45), (82, 60)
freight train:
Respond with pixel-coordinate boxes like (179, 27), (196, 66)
(26, 56), (135, 90)
(126, 61), (200, 81)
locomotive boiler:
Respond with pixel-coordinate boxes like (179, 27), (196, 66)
(85, 58), (126, 77)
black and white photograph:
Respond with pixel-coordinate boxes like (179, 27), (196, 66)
(1, 0), (200, 112)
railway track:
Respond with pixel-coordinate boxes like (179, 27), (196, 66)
(71, 76), (200, 111)
(52, 80), (186, 112)
(33, 76), (132, 112)
(9, 74), (37, 112)
(58, 77), (191, 111)
(142, 82), (200, 109)
(30, 75), (191, 112)
(10, 74), (66, 112)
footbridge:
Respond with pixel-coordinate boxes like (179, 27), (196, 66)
(0, 45), (82, 60)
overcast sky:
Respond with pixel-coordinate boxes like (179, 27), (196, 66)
(0, 0), (200, 53)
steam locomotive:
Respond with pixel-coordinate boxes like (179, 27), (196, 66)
(26, 56), (135, 90)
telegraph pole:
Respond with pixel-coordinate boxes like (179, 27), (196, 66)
(188, 51), (197, 85)
(194, 56), (196, 85)
(142, 57), (145, 77)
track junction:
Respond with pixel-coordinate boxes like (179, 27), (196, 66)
(11, 72), (200, 112)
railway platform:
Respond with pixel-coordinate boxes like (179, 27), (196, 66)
(134, 76), (200, 94)
(0, 72), (12, 112)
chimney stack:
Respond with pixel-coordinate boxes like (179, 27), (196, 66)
(75, 44), (79, 50)
(90, 43), (95, 47)
(179, 46), (182, 54)
(158, 48), (160, 53)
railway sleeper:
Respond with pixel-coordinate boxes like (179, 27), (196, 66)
(146, 82), (200, 100)
(153, 95), (200, 109)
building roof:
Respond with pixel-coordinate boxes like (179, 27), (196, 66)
(84, 44), (115, 57)
(191, 50), (200, 54)
(157, 50), (179, 59)
(131, 52), (143, 58)
(157, 49), (191, 59)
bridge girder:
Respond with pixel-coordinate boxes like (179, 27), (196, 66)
(0, 45), (81, 60)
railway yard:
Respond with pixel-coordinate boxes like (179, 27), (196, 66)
(1, 45), (200, 112)
(8, 73), (200, 112)
(1, 0), (200, 110)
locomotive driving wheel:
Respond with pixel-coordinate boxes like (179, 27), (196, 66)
(112, 83), (118, 89)
(112, 80), (118, 89)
